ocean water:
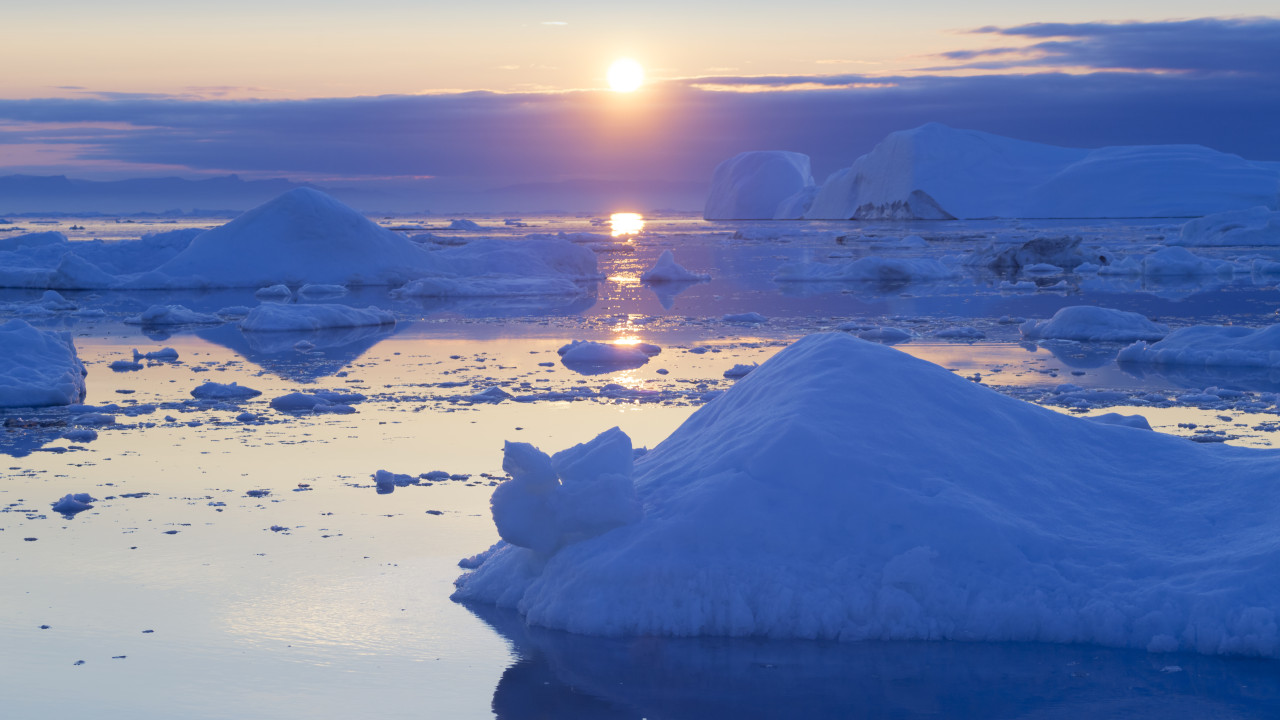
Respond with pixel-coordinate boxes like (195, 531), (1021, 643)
(3, 212), (1280, 718)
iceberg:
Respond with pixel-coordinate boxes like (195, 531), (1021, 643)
(722, 123), (1280, 220)
(1021, 307), (1169, 342)
(456, 333), (1280, 657)
(1173, 207), (1280, 247)
(1118, 324), (1280, 369)
(703, 151), (815, 220)
(0, 319), (88, 408)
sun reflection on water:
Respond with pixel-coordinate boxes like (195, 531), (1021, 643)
(610, 212), (644, 237)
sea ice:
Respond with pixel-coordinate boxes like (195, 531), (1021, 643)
(190, 381), (262, 401)
(640, 250), (711, 284)
(239, 303), (395, 332)
(0, 319), (88, 407)
(124, 304), (222, 326)
(774, 256), (955, 284)
(558, 340), (661, 374)
(1173, 207), (1280, 247)
(51, 493), (96, 518)
(1020, 307), (1169, 342)
(456, 333), (1280, 657)
(1118, 324), (1280, 369)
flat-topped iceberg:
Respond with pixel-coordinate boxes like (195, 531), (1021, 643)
(704, 151), (815, 220)
(0, 319), (88, 407)
(456, 333), (1280, 657)
(715, 124), (1279, 220)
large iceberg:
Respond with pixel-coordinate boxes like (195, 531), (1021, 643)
(0, 319), (88, 407)
(703, 151), (815, 220)
(719, 124), (1280, 220)
(0, 188), (600, 292)
(1172, 206), (1280, 247)
(456, 333), (1280, 657)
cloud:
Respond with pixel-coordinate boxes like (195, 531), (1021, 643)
(1, 18), (1277, 191)
(931, 17), (1280, 74)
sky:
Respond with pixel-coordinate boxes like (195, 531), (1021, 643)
(2, 1), (1279, 210)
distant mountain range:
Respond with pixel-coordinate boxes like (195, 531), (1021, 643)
(0, 174), (706, 215)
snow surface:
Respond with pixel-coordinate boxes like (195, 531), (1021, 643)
(1020, 307), (1169, 342)
(1118, 324), (1280, 369)
(0, 319), (88, 407)
(239, 303), (395, 332)
(640, 250), (710, 284)
(797, 124), (1280, 220)
(455, 332), (1280, 657)
(703, 151), (815, 220)
(1173, 207), (1280, 247)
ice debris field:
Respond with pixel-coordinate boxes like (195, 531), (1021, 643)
(5, 130), (1280, 717)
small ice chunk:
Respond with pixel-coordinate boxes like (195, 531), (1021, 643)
(52, 493), (96, 517)
(641, 250), (711, 283)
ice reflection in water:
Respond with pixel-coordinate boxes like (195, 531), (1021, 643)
(466, 602), (1280, 720)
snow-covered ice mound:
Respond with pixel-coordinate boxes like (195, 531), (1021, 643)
(799, 124), (1279, 220)
(1172, 207), (1280, 247)
(640, 250), (710, 284)
(1118, 324), (1280, 369)
(0, 319), (88, 408)
(703, 151), (815, 220)
(1021, 307), (1169, 342)
(456, 333), (1280, 656)
(239, 303), (394, 332)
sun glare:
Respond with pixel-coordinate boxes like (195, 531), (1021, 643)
(607, 59), (644, 92)
(610, 212), (644, 237)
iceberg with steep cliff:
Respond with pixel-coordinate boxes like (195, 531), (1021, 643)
(712, 124), (1279, 220)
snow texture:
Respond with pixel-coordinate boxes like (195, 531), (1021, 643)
(1118, 324), (1280, 369)
(800, 124), (1280, 220)
(455, 333), (1280, 657)
(239, 303), (395, 332)
(640, 250), (711, 284)
(1020, 307), (1169, 342)
(703, 151), (815, 220)
(0, 320), (88, 408)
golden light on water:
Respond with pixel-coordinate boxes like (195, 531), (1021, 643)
(610, 212), (644, 237)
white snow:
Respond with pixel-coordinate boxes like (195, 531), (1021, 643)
(703, 151), (815, 220)
(455, 333), (1280, 657)
(774, 256), (956, 283)
(640, 250), (710, 284)
(798, 124), (1279, 220)
(1173, 207), (1280, 247)
(0, 320), (88, 407)
(239, 303), (395, 332)
(1118, 324), (1280, 369)
(1020, 307), (1169, 342)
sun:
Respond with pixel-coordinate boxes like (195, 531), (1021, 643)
(607, 58), (644, 92)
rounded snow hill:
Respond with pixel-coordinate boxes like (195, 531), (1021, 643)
(1021, 306), (1169, 342)
(145, 187), (443, 288)
(704, 151), (814, 220)
(456, 333), (1280, 657)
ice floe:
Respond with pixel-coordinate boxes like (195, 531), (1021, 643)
(1118, 325), (1280, 369)
(1020, 307), (1169, 342)
(1173, 207), (1280, 247)
(640, 250), (711, 284)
